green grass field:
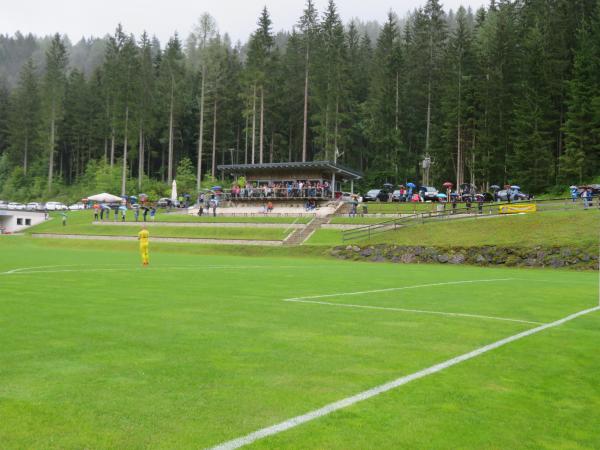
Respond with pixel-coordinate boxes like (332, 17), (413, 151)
(1, 237), (599, 448)
(310, 210), (600, 247)
(27, 212), (292, 241)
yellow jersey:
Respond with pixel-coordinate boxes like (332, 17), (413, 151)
(138, 229), (149, 244)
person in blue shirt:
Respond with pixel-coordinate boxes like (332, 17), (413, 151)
(571, 187), (579, 202)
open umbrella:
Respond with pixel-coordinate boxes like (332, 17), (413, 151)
(569, 185), (578, 189)
(490, 185), (500, 190)
(442, 182), (453, 188)
(510, 185), (521, 190)
(100, 204), (111, 210)
(211, 186), (222, 191)
(383, 183), (394, 189)
(406, 182), (416, 188)
(436, 193), (447, 199)
(118, 205), (127, 211)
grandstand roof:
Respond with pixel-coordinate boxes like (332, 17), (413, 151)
(217, 161), (363, 180)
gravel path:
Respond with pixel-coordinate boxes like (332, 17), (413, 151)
(31, 233), (283, 246)
(92, 221), (304, 229)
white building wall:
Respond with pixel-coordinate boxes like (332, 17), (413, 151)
(0, 210), (47, 233)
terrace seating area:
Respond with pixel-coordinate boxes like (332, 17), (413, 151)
(227, 182), (332, 200)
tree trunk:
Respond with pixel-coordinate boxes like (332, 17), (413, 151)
(121, 105), (129, 196)
(167, 79), (175, 185)
(110, 129), (115, 168)
(334, 99), (339, 163)
(103, 137), (108, 163)
(23, 135), (28, 176)
(211, 97), (217, 177)
(244, 113), (249, 164)
(251, 84), (256, 164)
(302, 45), (310, 162)
(395, 72), (399, 131)
(47, 108), (55, 191)
(456, 64), (462, 187)
(288, 124), (293, 162)
(138, 126), (144, 190)
(269, 131), (274, 163)
(259, 86), (264, 164)
(196, 68), (205, 191)
(425, 79), (431, 156)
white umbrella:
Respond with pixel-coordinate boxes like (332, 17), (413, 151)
(171, 180), (178, 203)
(88, 193), (123, 203)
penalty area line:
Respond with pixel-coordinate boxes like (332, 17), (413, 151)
(282, 278), (515, 302)
(284, 298), (544, 325)
(207, 305), (600, 450)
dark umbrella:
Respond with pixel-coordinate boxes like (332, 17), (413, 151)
(383, 183), (394, 189)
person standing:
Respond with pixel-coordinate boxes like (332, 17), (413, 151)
(61, 212), (67, 226)
(571, 186), (579, 202)
(582, 188), (590, 209)
(134, 208), (139, 222)
(138, 225), (150, 266)
(93, 206), (99, 221)
(150, 207), (156, 221)
(143, 207), (149, 222)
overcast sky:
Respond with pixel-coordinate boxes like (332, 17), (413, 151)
(2, 0), (487, 44)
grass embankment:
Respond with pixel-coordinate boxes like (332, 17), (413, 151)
(27, 212), (291, 241)
(0, 239), (598, 448)
(308, 210), (600, 247)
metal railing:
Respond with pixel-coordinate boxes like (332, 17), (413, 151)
(341, 197), (596, 242)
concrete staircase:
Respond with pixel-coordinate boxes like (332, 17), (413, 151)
(284, 216), (329, 245)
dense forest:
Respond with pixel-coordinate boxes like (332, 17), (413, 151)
(0, 0), (599, 201)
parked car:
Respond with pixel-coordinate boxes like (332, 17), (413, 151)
(68, 203), (86, 210)
(26, 202), (43, 210)
(157, 198), (174, 208)
(421, 186), (439, 201)
(8, 202), (26, 210)
(44, 201), (68, 211)
(392, 190), (402, 202)
(0, 200), (9, 208)
(363, 189), (389, 202)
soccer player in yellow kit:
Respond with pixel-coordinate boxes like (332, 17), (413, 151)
(138, 225), (150, 266)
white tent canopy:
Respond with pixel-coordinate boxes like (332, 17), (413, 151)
(87, 193), (123, 203)
(171, 180), (177, 202)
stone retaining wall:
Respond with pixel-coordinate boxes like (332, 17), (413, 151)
(331, 244), (599, 270)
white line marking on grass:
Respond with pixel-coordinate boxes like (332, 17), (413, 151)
(0, 265), (306, 275)
(283, 278), (515, 301)
(208, 305), (600, 450)
(284, 299), (544, 325)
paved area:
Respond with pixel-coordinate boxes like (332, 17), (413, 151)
(31, 233), (283, 246)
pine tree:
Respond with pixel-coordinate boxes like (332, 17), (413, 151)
(8, 59), (41, 176)
(42, 34), (68, 191)
(562, 9), (600, 182)
(298, 0), (319, 161)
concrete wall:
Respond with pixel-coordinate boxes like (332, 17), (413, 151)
(0, 209), (47, 233)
